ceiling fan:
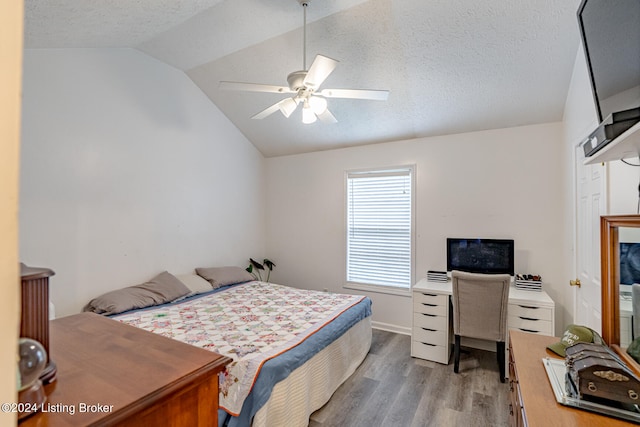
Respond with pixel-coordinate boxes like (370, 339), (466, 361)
(219, 0), (389, 124)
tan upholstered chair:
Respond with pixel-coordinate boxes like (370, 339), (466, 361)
(451, 270), (511, 382)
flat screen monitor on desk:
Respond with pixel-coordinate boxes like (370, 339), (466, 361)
(447, 238), (514, 276)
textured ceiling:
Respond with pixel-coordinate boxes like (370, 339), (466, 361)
(24, 0), (582, 157)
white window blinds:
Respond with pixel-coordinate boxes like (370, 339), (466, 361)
(346, 167), (413, 288)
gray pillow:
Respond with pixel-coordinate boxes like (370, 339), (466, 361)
(195, 266), (254, 289)
(83, 271), (190, 315)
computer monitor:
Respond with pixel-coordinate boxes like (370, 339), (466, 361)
(446, 238), (514, 276)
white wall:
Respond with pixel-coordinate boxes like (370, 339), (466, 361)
(561, 42), (640, 327)
(609, 161), (640, 214)
(266, 123), (565, 333)
(20, 48), (266, 316)
(562, 43), (638, 218)
(562, 48), (599, 148)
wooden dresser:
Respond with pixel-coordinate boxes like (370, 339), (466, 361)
(20, 264), (56, 383)
(508, 330), (635, 426)
(20, 312), (231, 427)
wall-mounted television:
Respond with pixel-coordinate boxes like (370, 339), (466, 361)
(447, 238), (514, 276)
(577, 0), (640, 124)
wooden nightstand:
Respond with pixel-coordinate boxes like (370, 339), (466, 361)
(20, 312), (231, 426)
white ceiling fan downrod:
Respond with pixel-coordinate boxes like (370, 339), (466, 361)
(301, 1), (309, 71)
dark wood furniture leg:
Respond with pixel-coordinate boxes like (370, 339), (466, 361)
(497, 341), (506, 383)
(454, 334), (461, 373)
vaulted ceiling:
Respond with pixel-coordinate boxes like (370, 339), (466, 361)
(24, 0), (582, 157)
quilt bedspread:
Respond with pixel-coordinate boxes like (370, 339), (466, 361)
(113, 281), (365, 416)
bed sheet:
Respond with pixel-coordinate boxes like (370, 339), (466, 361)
(111, 281), (372, 425)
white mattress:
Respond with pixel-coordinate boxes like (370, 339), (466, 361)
(252, 316), (372, 427)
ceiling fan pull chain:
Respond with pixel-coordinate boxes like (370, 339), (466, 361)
(302, 1), (308, 71)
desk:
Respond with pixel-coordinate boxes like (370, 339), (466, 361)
(509, 330), (634, 426)
(411, 278), (555, 365)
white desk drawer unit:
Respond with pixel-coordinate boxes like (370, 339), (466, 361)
(411, 291), (450, 364)
(411, 278), (555, 366)
(508, 303), (554, 335)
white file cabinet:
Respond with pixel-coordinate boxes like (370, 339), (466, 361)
(411, 289), (451, 363)
(506, 288), (555, 374)
(411, 279), (452, 364)
(507, 288), (555, 336)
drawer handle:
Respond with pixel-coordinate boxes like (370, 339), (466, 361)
(518, 328), (539, 333)
(518, 305), (538, 310)
(422, 313), (437, 317)
(518, 316), (538, 321)
(421, 342), (436, 347)
(421, 303), (437, 307)
(421, 293), (438, 297)
(421, 327), (437, 332)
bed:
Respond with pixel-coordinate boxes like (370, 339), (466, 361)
(86, 270), (372, 427)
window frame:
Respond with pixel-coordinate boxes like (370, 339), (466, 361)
(343, 165), (415, 297)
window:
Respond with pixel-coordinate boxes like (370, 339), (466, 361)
(346, 166), (414, 292)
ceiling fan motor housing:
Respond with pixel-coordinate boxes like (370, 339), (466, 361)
(287, 70), (308, 91)
(287, 71), (318, 101)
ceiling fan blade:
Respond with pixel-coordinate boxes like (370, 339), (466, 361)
(251, 98), (300, 120)
(320, 88), (389, 101)
(317, 108), (338, 124)
(303, 55), (338, 89)
(251, 101), (284, 120)
(219, 81), (294, 94)
(279, 98), (299, 118)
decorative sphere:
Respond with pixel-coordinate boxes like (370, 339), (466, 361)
(18, 338), (47, 391)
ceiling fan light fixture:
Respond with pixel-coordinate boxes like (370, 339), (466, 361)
(302, 100), (317, 124)
(308, 96), (328, 115)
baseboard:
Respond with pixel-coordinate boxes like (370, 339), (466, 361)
(372, 321), (411, 336)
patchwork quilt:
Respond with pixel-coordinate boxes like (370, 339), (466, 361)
(113, 281), (366, 416)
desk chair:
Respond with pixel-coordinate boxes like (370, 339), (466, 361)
(451, 270), (511, 383)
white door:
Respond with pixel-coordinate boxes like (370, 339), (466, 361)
(574, 145), (607, 331)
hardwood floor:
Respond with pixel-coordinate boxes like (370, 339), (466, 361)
(310, 329), (510, 427)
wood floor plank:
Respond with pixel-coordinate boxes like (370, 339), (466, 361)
(410, 358), (450, 426)
(381, 363), (432, 427)
(351, 355), (415, 427)
(310, 329), (509, 427)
